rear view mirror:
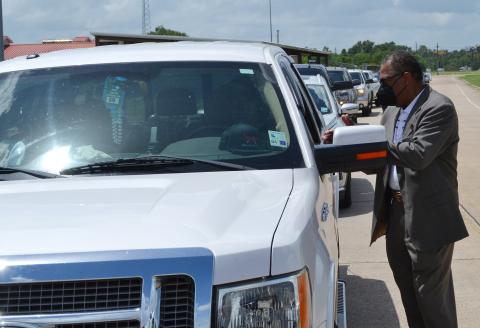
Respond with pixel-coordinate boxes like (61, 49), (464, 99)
(331, 80), (353, 91)
(340, 103), (359, 115)
(352, 79), (361, 86)
(366, 78), (374, 84)
(314, 125), (387, 174)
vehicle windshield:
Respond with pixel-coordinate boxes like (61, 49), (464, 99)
(0, 61), (303, 175)
(306, 85), (333, 114)
(349, 72), (362, 82)
(327, 70), (348, 82)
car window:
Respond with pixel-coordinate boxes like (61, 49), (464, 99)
(0, 62), (304, 174)
(362, 72), (370, 80)
(349, 72), (363, 82)
(327, 70), (346, 82)
(278, 57), (323, 144)
(306, 85), (332, 114)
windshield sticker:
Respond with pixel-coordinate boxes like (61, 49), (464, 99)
(239, 68), (254, 75)
(103, 76), (127, 145)
(268, 130), (288, 148)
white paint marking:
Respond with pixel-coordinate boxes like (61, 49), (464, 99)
(454, 77), (480, 110)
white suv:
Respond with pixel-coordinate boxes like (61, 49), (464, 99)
(348, 69), (372, 116)
(0, 42), (386, 328)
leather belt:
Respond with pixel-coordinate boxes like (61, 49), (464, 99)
(391, 191), (403, 203)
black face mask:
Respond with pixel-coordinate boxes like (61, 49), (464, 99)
(377, 84), (396, 109)
(377, 75), (403, 109)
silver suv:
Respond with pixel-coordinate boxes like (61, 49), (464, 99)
(348, 69), (371, 116)
(326, 67), (358, 106)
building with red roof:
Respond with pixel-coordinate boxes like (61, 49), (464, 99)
(3, 36), (95, 60)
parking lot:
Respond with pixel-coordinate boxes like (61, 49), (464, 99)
(339, 75), (480, 327)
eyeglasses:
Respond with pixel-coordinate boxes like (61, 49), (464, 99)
(380, 73), (403, 86)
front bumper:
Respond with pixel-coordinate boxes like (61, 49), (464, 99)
(357, 95), (369, 108)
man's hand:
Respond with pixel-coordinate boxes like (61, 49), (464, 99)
(322, 129), (334, 144)
(341, 114), (355, 126)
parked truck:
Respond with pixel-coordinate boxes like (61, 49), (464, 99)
(0, 42), (387, 328)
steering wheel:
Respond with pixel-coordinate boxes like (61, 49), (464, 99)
(184, 125), (226, 139)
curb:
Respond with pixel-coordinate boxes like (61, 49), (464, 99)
(460, 77), (480, 90)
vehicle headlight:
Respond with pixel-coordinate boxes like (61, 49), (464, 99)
(356, 88), (365, 96)
(215, 270), (311, 327)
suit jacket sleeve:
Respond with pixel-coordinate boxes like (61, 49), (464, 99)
(388, 102), (457, 170)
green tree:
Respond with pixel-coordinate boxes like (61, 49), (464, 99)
(149, 25), (188, 37)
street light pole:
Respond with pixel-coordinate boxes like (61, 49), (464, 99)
(0, 0), (4, 61)
(269, 0), (272, 42)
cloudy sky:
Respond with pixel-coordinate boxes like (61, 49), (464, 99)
(3, 0), (480, 52)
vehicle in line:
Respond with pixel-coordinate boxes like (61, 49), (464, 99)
(295, 63), (362, 120)
(295, 63), (335, 90)
(326, 66), (359, 107)
(302, 73), (355, 209)
(423, 72), (432, 83)
(362, 70), (380, 102)
(0, 41), (387, 328)
(348, 69), (372, 117)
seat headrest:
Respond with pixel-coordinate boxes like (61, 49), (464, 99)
(156, 88), (197, 116)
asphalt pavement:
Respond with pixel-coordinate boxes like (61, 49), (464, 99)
(338, 75), (480, 328)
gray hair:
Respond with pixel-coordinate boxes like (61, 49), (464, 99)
(382, 51), (423, 82)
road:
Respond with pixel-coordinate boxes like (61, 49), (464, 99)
(338, 75), (480, 328)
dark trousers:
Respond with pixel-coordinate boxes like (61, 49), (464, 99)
(386, 199), (458, 328)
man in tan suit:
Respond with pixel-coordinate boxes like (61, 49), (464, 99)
(373, 51), (469, 327)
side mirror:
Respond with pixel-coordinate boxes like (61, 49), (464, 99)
(366, 78), (374, 84)
(331, 80), (353, 91)
(352, 79), (361, 86)
(340, 103), (359, 114)
(314, 125), (387, 174)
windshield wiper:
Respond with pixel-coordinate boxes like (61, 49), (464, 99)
(0, 166), (64, 179)
(59, 155), (252, 175)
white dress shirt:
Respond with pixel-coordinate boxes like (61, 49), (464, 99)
(388, 88), (425, 191)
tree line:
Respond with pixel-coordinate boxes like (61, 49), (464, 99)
(148, 25), (479, 72)
(326, 40), (480, 72)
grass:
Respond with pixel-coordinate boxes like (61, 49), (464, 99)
(435, 71), (479, 76)
(462, 74), (480, 87)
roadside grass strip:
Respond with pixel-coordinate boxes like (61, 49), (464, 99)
(462, 74), (480, 88)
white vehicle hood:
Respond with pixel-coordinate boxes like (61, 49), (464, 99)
(0, 170), (293, 284)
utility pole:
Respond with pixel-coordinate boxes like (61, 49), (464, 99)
(269, 0), (273, 42)
(436, 42), (439, 70)
(415, 42), (417, 53)
(276, 29), (279, 43)
(0, 0), (4, 61)
(142, 0), (151, 35)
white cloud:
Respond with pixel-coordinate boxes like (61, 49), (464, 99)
(430, 12), (453, 27)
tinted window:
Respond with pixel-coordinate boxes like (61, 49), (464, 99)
(0, 62), (304, 174)
(349, 72), (362, 81)
(328, 70), (347, 82)
(306, 85), (332, 114)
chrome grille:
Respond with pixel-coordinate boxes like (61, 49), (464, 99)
(0, 278), (142, 315)
(55, 321), (140, 328)
(159, 276), (195, 328)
